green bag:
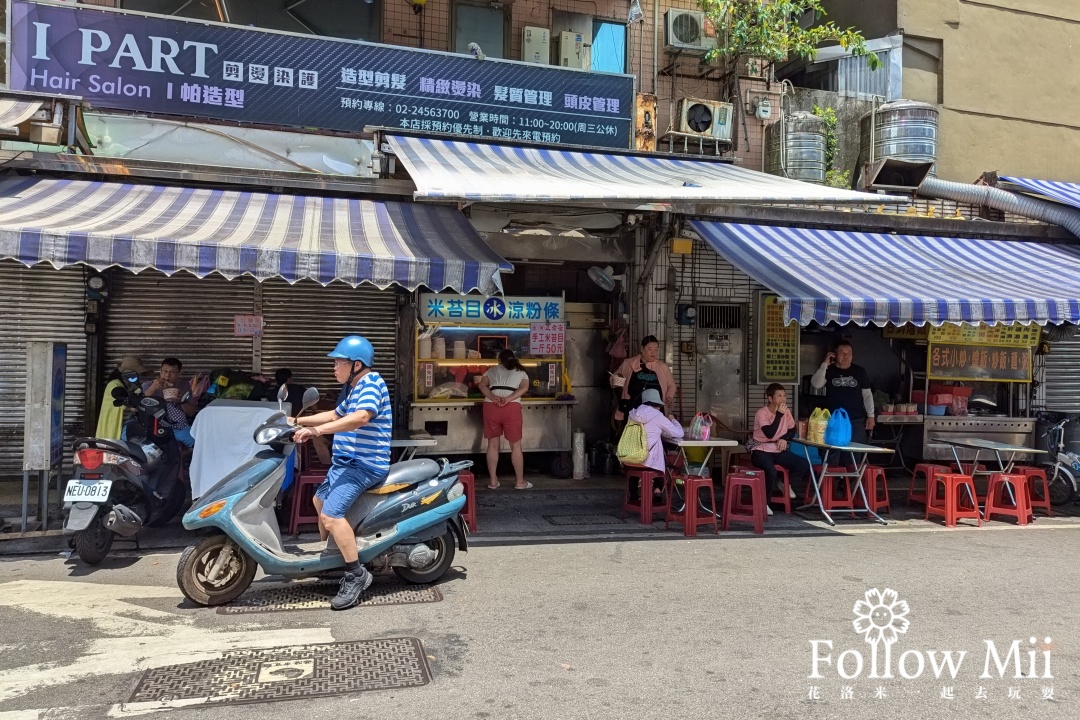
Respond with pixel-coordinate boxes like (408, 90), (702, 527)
(616, 420), (649, 465)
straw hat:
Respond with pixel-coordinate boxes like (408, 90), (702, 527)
(118, 355), (146, 373)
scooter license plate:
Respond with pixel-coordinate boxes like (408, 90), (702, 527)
(64, 479), (112, 503)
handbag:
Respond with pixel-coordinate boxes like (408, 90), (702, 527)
(616, 420), (649, 465)
(688, 412), (713, 441)
(824, 408), (853, 447)
(807, 407), (830, 444)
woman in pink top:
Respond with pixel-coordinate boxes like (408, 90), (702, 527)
(751, 383), (810, 509)
(627, 388), (684, 501)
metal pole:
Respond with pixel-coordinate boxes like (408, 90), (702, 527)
(21, 471), (29, 532)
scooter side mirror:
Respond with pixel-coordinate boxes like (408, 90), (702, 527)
(301, 387), (320, 412)
(277, 383), (288, 415)
(111, 386), (127, 400)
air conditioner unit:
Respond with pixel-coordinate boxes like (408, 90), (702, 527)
(665, 10), (715, 54)
(675, 97), (734, 142)
(557, 31), (589, 69)
(523, 26), (550, 65)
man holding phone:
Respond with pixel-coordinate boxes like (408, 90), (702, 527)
(810, 340), (875, 444)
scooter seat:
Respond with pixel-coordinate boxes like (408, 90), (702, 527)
(368, 458), (440, 493)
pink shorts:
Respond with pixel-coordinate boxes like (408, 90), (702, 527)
(483, 401), (523, 442)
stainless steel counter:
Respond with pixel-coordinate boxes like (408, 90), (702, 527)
(408, 401), (575, 454)
(922, 416), (1036, 463)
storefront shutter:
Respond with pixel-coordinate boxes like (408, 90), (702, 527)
(0, 261), (88, 477)
(259, 279), (400, 400)
(1044, 328), (1080, 413)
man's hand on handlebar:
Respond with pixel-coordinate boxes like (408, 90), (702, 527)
(294, 426), (319, 443)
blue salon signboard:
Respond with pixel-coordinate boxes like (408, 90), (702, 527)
(8, 0), (635, 149)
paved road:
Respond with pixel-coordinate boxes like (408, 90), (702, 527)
(0, 522), (1078, 720)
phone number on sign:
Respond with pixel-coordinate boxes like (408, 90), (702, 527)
(394, 104), (461, 119)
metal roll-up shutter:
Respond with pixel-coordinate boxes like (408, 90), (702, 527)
(0, 261), (88, 477)
(260, 279), (400, 399)
(1045, 328), (1080, 413)
(105, 271), (255, 376)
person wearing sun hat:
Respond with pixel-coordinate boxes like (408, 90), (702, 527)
(96, 355), (146, 439)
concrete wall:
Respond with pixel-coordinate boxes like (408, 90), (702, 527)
(824, 0), (1080, 181)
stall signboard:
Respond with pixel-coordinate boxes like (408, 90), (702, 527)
(233, 314), (264, 337)
(928, 343), (1033, 383)
(927, 323), (1040, 347)
(755, 292), (799, 383)
(882, 324), (929, 340)
(8, 0), (635, 148)
(420, 294), (564, 325)
(530, 322), (566, 356)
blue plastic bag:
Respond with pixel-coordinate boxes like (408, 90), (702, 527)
(824, 408), (853, 447)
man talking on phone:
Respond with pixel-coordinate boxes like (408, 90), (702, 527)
(810, 340), (875, 444)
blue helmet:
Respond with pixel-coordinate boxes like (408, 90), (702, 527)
(328, 335), (374, 368)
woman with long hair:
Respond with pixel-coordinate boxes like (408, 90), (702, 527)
(478, 349), (531, 489)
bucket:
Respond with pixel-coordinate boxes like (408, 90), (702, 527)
(433, 337), (446, 359)
(418, 337), (432, 359)
(452, 340), (467, 359)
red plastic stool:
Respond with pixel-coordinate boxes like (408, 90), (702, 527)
(622, 465), (669, 525)
(983, 473), (1033, 526)
(909, 463), (949, 506)
(858, 465), (891, 514)
(926, 473), (981, 528)
(665, 474), (719, 536)
(1013, 465), (1052, 517)
(288, 469), (327, 536)
(806, 465), (855, 510)
(456, 470), (477, 532)
(721, 473), (765, 534)
(732, 464), (790, 513)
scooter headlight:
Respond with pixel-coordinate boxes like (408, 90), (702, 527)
(255, 426), (287, 445)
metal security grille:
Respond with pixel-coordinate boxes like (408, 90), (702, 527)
(104, 270), (256, 377)
(696, 304), (743, 329)
(0, 261), (87, 478)
(1045, 328), (1080, 413)
(260, 279), (399, 398)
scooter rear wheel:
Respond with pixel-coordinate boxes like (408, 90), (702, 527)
(76, 513), (113, 565)
(393, 530), (456, 584)
(177, 534), (257, 606)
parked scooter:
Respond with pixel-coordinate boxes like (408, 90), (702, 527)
(176, 385), (470, 607)
(64, 371), (188, 564)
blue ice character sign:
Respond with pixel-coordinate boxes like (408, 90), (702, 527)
(483, 297), (506, 321)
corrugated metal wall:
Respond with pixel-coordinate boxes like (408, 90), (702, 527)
(0, 261), (88, 478)
(260, 279), (399, 399)
(1044, 328), (1080, 413)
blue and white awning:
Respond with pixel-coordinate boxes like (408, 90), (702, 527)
(999, 176), (1080, 213)
(0, 177), (510, 294)
(689, 220), (1080, 327)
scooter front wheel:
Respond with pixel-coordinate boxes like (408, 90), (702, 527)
(177, 534), (257, 606)
(393, 530), (456, 584)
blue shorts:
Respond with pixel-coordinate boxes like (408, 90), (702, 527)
(315, 459), (387, 519)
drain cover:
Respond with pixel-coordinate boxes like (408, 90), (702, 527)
(129, 638), (430, 706)
(217, 578), (442, 614)
(543, 513), (627, 526)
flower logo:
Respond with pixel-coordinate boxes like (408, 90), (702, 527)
(852, 588), (911, 677)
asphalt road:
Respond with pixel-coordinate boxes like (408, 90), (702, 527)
(1, 523), (1078, 720)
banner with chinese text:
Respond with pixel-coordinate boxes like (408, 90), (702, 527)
(927, 343), (1032, 383)
(419, 294), (564, 325)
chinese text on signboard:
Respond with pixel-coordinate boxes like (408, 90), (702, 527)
(758, 294), (799, 382)
(419, 294), (563, 326)
(927, 323), (1040, 347)
(928, 343), (1032, 383)
(530, 323), (565, 357)
(233, 314), (264, 337)
(9, 0), (634, 148)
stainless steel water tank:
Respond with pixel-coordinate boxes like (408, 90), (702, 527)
(765, 112), (827, 184)
(858, 99), (939, 171)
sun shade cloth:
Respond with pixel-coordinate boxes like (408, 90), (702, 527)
(0, 177), (510, 294)
(385, 134), (894, 205)
(999, 176), (1080, 213)
(0, 96), (43, 132)
(689, 220), (1080, 327)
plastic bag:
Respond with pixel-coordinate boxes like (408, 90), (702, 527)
(824, 408), (853, 447)
(688, 412), (713, 441)
(807, 407), (831, 444)
(616, 420), (648, 465)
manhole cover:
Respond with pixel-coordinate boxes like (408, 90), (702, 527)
(542, 513), (626, 526)
(217, 578), (442, 614)
(129, 638), (430, 706)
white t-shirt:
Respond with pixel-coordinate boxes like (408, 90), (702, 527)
(483, 365), (529, 403)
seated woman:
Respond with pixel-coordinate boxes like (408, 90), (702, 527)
(627, 388), (684, 500)
(752, 383), (811, 514)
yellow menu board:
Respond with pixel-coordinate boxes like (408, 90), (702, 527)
(759, 294), (799, 382)
(927, 323), (1040, 347)
(928, 343), (1033, 383)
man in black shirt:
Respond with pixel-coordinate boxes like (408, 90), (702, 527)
(810, 341), (875, 444)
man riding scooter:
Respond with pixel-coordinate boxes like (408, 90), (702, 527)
(289, 335), (393, 610)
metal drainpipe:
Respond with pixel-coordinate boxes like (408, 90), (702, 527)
(652, 0), (659, 95)
(918, 177), (1080, 239)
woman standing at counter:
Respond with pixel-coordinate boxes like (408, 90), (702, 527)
(479, 349), (532, 490)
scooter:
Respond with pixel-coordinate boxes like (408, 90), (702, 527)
(64, 371), (188, 565)
(176, 385), (470, 607)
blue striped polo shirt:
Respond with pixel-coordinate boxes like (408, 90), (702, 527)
(333, 371), (393, 476)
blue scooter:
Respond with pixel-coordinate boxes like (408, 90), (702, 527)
(177, 386), (470, 607)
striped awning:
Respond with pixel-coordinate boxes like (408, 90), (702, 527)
(689, 220), (1080, 327)
(0, 96), (43, 133)
(999, 176), (1080, 213)
(0, 177), (510, 294)
(385, 134), (893, 206)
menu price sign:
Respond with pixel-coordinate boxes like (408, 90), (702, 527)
(927, 323), (1040, 347)
(928, 343), (1032, 383)
(530, 322), (565, 356)
(757, 293), (799, 383)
